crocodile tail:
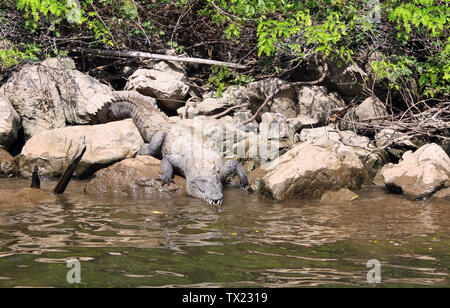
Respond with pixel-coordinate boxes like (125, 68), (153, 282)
(108, 91), (167, 142)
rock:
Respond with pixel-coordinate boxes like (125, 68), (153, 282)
(233, 133), (284, 163)
(380, 143), (450, 199)
(328, 62), (367, 100)
(298, 126), (341, 143)
(432, 188), (450, 200)
(298, 126), (389, 178)
(246, 78), (298, 119)
(249, 140), (370, 200)
(178, 118), (248, 159)
(320, 188), (359, 203)
(287, 115), (319, 133)
(0, 148), (16, 176)
(340, 96), (388, 130)
(85, 156), (186, 198)
(177, 97), (231, 119)
(17, 119), (144, 178)
(125, 63), (189, 111)
(295, 60), (367, 101)
(375, 128), (419, 161)
(372, 169), (385, 186)
(0, 95), (20, 149)
(177, 86), (250, 119)
(259, 112), (295, 141)
(354, 96), (388, 120)
(0, 58), (114, 140)
(297, 85), (346, 125)
(232, 110), (258, 134)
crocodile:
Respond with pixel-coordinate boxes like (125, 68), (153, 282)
(108, 91), (248, 205)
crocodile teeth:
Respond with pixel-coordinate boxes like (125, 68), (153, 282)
(206, 198), (223, 206)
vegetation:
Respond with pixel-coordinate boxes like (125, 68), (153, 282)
(0, 0), (448, 105)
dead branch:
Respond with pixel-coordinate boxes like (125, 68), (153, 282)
(53, 136), (87, 194)
(30, 165), (40, 189)
(212, 103), (249, 119)
(65, 48), (247, 70)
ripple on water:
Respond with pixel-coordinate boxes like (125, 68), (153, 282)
(0, 178), (449, 287)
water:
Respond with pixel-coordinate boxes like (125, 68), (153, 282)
(0, 178), (448, 287)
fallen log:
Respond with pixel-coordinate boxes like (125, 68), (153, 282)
(65, 48), (247, 70)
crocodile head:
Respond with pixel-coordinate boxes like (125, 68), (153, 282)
(186, 174), (223, 206)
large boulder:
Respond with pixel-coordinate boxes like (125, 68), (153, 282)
(0, 58), (114, 140)
(380, 143), (450, 199)
(249, 139), (370, 200)
(125, 61), (189, 111)
(17, 119), (144, 178)
(0, 95), (20, 149)
(298, 126), (389, 178)
(84, 156), (186, 198)
(297, 85), (346, 126)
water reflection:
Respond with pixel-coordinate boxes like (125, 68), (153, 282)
(0, 178), (448, 287)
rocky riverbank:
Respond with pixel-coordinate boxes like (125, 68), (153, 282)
(0, 57), (449, 202)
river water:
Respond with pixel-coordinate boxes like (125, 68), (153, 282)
(0, 178), (448, 287)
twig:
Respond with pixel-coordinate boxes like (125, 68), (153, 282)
(53, 136), (87, 194)
(212, 103), (249, 119)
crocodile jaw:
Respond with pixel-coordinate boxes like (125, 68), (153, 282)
(186, 175), (224, 206)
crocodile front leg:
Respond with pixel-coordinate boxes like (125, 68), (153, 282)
(137, 131), (167, 157)
(158, 157), (176, 186)
(220, 160), (249, 190)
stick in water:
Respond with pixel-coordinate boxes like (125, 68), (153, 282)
(53, 136), (87, 194)
(30, 165), (40, 189)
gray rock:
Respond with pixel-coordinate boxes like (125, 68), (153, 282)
(259, 112), (295, 141)
(287, 115), (319, 133)
(375, 128), (419, 161)
(297, 85), (347, 125)
(246, 78), (298, 119)
(340, 96), (388, 130)
(0, 95), (20, 149)
(177, 86), (250, 119)
(232, 110), (258, 134)
(125, 62), (189, 111)
(0, 58), (114, 140)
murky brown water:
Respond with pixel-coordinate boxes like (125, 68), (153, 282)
(0, 178), (448, 287)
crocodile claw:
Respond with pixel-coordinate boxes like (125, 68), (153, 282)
(156, 177), (175, 187)
(240, 184), (249, 191)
